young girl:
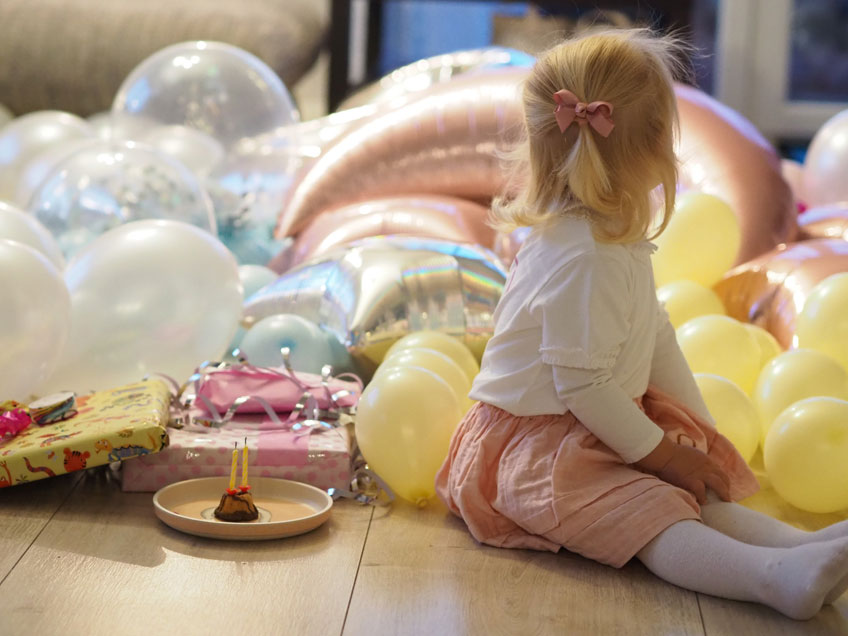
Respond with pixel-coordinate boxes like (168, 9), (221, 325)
(435, 28), (848, 621)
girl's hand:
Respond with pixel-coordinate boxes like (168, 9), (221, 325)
(635, 437), (732, 504)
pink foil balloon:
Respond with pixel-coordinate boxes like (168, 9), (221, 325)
(797, 203), (848, 242)
(275, 68), (527, 238)
(713, 239), (848, 349)
(675, 84), (798, 265)
(339, 47), (535, 110)
(269, 195), (494, 273)
(277, 71), (796, 270)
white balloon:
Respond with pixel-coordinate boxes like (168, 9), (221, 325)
(140, 125), (225, 176)
(0, 111), (94, 200)
(14, 137), (98, 207)
(40, 220), (243, 394)
(804, 109), (848, 206)
(0, 103), (13, 130)
(0, 201), (65, 269)
(0, 239), (70, 400)
(86, 111), (115, 139)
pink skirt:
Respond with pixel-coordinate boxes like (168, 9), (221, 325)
(435, 385), (760, 568)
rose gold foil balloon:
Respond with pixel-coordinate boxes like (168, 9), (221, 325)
(243, 236), (507, 378)
(275, 68), (528, 238)
(269, 195), (494, 273)
(339, 47), (535, 110)
(797, 204), (848, 242)
(675, 85), (798, 265)
(713, 238), (848, 349)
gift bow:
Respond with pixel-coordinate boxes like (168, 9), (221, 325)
(0, 407), (33, 439)
(553, 89), (615, 137)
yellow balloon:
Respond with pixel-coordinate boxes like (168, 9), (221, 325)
(764, 397), (848, 513)
(377, 346), (474, 411)
(796, 272), (848, 372)
(744, 323), (783, 372)
(384, 330), (480, 383)
(676, 315), (761, 394)
(355, 366), (463, 504)
(694, 374), (760, 463)
(652, 191), (741, 288)
(656, 280), (726, 328)
(753, 348), (848, 445)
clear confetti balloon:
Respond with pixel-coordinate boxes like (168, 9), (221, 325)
(111, 41), (299, 149)
(0, 110), (94, 200)
(206, 145), (298, 264)
(14, 137), (99, 207)
(28, 140), (216, 259)
(139, 125), (225, 177)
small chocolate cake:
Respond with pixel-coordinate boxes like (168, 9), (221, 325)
(214, 491), (259, 522)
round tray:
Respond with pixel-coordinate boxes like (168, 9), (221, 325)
(153, 477), (333, 541)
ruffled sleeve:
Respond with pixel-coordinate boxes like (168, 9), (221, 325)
(530, 250), (632, 370)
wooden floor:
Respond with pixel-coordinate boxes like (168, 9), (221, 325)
(2, 467), (848, 636)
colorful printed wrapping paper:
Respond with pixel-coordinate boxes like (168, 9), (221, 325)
(0, 380), (170, 488)
(121, 422), (352, 492)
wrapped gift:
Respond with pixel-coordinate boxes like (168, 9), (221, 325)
(0, 380), (170, 488)
(120, 422), (352, 492)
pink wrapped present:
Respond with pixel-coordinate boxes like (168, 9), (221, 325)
(120, 423), (352, 493)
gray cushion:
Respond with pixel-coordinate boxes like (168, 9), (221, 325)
(0, 0), (328, 116)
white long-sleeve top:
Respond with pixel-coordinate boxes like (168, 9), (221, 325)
(469, 212), (713, 463)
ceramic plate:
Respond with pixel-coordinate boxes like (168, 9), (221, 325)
(153, 477), (333, 541)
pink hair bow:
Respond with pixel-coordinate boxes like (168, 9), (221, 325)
(553, 89), (615, 137)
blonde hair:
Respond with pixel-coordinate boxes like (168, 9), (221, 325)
(491, 28), (689, 243)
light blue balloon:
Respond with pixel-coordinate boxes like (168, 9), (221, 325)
(238, 264), (278, 298)
(320, 326), (355, 375)
(238, 314), (333, 374)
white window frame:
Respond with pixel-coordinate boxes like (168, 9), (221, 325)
(715, 0), (846, 141)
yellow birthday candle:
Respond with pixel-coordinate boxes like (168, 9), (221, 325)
(228, 442), (238, 491)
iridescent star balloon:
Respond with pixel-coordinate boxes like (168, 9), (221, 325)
(243, 236), (507, 376)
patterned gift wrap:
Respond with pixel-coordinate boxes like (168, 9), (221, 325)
(0, 380), (171, 488)
(120, 423), (352, 492)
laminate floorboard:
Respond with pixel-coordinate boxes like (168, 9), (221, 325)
(0, 470), (372, 636)
(344, 498), (705, 636)
(0, 471), (80, 582)
(4, 465), (848, 635)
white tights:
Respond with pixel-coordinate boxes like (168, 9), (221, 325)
(636, 495), (848, 620)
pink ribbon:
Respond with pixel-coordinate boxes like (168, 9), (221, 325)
(553, 89), (615, 137)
